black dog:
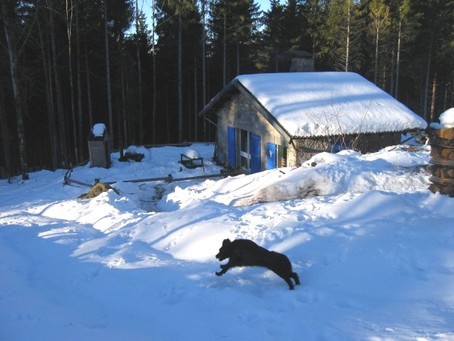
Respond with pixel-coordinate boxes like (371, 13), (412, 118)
(215, 238), (300, 290)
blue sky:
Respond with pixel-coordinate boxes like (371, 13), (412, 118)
(134, 0), (272, 36)
(137, 0), (272, 18)
(257, 0), (271, 12)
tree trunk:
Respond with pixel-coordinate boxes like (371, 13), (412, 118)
(66, 0), (79, 164)
(194, 52), (198, 141)
(430, 73), (437, 122)
(75, 0), (84, 162)
(0, 90), (12, 179)
(345, 0), (351, 71)
(236, 40), (240, 75)
(165, 84), (170, 141)
(135, 0), (144, 144)
(120, 55), (128, 148)
(201, 0), (207, 107)
(201, 0), (207, 140)
(117, 64), (124, 156)
(37, 11), (58, 169)
(451, 74), (454, 109)
(48, 0), (69, 168)
(178, 12), (183, 142)
(2, 2), (29, 180)
(84, 40), (94, 129)
(104, 0), (114, 151)
(374, 26), (379, 84)
(151, 0), (157, 144)
(395, 19), (402, 98)
(223, 8), (227, 86)
(423, 33), (433, 121)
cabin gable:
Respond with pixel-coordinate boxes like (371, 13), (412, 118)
(215, 92), (294, 173)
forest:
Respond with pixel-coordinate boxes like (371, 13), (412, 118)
(0, 0), (453, 179)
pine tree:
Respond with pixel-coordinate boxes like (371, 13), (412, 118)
(321, 0), (361, 72)
(394, 0), (417, 98)
(368, 0), (391, 84)
(154, 0), (202, 143)
(304, 0), (327, 66)
(208, 0), (260, 91)
(282, 0), (309, 51)
(260, 0), (286, 71)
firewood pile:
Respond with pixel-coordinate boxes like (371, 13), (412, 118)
(428, 127), (454, 197)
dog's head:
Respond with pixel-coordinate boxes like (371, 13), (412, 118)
(215, 239), (232, 261)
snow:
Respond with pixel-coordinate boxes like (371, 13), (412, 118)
(1, 142), (454, 340)
(182, 148), (201, 159)
(237, 72), (427, 137)
(92, 123), (106, 137)
(440, 108), (454, 128)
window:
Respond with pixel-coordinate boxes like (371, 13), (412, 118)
(267, 143), (287, 169)
(239, 129), (250, 170)
(230, 128), (261, 173)
(277, 145), (288, 167)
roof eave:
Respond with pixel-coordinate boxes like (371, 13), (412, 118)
(198, 80), (237, 118)
(198, 78), (294, 143)
(291, 127), (426, 139)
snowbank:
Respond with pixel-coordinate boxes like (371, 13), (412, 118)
(1, 143), (454, 340)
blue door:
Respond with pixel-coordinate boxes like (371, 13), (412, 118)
(267, 143), (276, 170)
(228, 127), (236, 167)
(250, 133), (261, 173)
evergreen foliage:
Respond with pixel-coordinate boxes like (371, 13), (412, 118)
(0, 0), (452, 177)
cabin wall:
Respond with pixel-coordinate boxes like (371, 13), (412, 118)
(216, 93), (292, 171)
(214, 92), (401, 171)
(292, 132), (401, 164)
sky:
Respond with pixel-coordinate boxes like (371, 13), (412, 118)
(136, 0), (272, 24)
(130, 0), (272, 38)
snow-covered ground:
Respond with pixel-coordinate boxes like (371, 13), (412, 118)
(1, 142), (454, 340)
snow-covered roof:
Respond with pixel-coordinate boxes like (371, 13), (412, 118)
(235, 72), (427, 137)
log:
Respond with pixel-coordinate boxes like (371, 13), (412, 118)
(429, 164), (454, 178)
(428, 127), (454, 196)
(430, 145), (454, 161)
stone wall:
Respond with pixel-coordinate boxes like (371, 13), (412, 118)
(293, 132), (401, 165)
(215, 93), (291, 170)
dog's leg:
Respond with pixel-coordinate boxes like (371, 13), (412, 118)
(215, 264), (229, 276)
(265, 269), (296, 289)
(291, 272), (301, 285)
(215, 258), (238, 276)
(215, 269), (226, 276)
(270, 268), (295, 290)
(283, 276), (295, 290)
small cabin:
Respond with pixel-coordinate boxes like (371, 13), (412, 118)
(199, 72), (427, 173)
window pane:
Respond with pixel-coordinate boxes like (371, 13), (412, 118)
(241, 130), (248, 152)
(241, 155), (248, 169)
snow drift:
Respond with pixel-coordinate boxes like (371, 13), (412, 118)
(1, 143), (454, 340)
